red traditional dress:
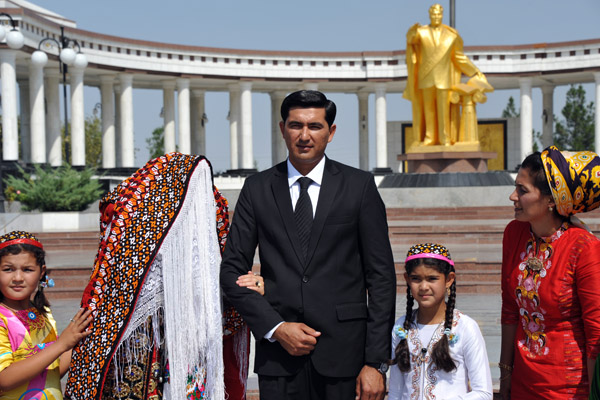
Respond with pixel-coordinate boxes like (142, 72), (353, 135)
(501, 219), (600, 399)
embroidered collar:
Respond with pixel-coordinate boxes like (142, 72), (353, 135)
(0, 306), (46, 331)
(529, 221), (568, 246)
(524, 221), (568, 271)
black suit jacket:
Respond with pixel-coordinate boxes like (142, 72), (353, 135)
(220, 158), (396, 378)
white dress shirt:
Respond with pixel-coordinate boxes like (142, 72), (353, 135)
(264, 156), (326, 341)
(287, 156), (325, 217)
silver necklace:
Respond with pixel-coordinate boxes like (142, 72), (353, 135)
(415, 321), (444, 365)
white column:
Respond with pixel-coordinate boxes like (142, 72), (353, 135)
(374, 84), (388, 169)
(18, 80), (30, 163)
(191, 89), (206, 155)
(303, 82), (319, 91)
(100, 75), (116, 168)
(594, 72), (600, 153)
(519, 77), (533, 161)
(190, 92), (198, 154)
(119, 74), (135, 167)
(270, 91), (287, 165)
(162, 80), (176, 154)
(29, 63), (46, 164)
(70, 66), (85, 166)
(177, 78), (191, 154)
(228, 84), (240, 170)
(45, 69), (61, 166)
(114, 85), (122, 167)
(357, 92), (369, 170)
(1, 50), (19, 161)
(541, 85), (554, 149)
(239, 81), (254, 170)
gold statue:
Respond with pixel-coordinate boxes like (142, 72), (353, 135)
(403, 4), (493, 149)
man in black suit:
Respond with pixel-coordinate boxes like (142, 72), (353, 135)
(220, 90), (396, 400)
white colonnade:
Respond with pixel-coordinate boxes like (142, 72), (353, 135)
(119, 74), (135, 168)
(270, 91), (287, 166)
(1, 50), (19, 161)
(0, 9), (597, 176)
(191, 89), (206, 156)
(45, 69), (62, 167)
(100, 75), (116, 169)
(519, 78), (533, 163)
(70, 66), (85, 166)
(177, 78), (191, 155)
(29, 59), (45, 164)
(9, 63), (600, 174)
(228, 84), (241, 170)
(239, 81), (254, 170)
(374, 84), (389, 171)
(18, 79), (30, 163)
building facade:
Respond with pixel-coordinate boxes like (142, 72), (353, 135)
(1, 1), (599, 174)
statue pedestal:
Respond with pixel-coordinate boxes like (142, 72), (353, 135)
(397, 150), (497, 173)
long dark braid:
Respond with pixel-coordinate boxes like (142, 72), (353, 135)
(393, 284), (415, 371)
(32, 267), (51, 316)
(430, 276), (457, 372)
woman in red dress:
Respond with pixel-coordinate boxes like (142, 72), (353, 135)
(500, 146), (600, 399)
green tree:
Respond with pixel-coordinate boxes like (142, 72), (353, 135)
(0, 116), (22, 158)
(146, 126), (165, 159)
(554, 85), (595, 151)
(532, 130), (543, 152)
(60, 116), (103, 167)
(502, 96), (520, 118)
(4, 164), (103, 211)
(61, 122), (71, 163)
(85, 115), (102, 168)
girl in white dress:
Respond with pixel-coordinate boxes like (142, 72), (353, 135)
(388, 243), (492, 400)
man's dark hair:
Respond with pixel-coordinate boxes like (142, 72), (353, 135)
(280, 90), (337, 127)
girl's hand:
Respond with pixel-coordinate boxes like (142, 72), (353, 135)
(0, 308), (93, 390)
(236, 271), (264, 296)
(57, 308), (92, 351)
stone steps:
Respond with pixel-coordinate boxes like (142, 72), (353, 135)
(34, 231), (99, 250)
(31, 206), (600, 299)
(44, 267), (90, 301)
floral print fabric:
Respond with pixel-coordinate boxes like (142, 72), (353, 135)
(0, 306), (62, 400)
(502, 220), (600, 399)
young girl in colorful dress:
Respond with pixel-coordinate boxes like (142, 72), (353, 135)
(0, 231), (91, 399)
(389, 243), (492, 400)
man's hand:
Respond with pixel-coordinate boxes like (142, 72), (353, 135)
(355, 365), (385, 400)
(272, 322), (321, 356)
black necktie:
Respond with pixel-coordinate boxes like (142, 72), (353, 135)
(294, 177), (313, 260)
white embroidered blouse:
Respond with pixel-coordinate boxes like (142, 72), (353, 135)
(388, 309), (492, 400)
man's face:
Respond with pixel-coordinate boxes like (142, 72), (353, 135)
(429, 7), (443, 27)
(280, 107), (336, 174)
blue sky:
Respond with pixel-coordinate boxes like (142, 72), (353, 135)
(42, 0), (600, 172)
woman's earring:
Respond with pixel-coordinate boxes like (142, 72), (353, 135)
(446, 287), (451, 296)
(548, 205), (554, 212)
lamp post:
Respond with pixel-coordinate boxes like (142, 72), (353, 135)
(0, 13), (24, 213)
(31, 27), (86, 165)
(0, 13), (25, 49)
